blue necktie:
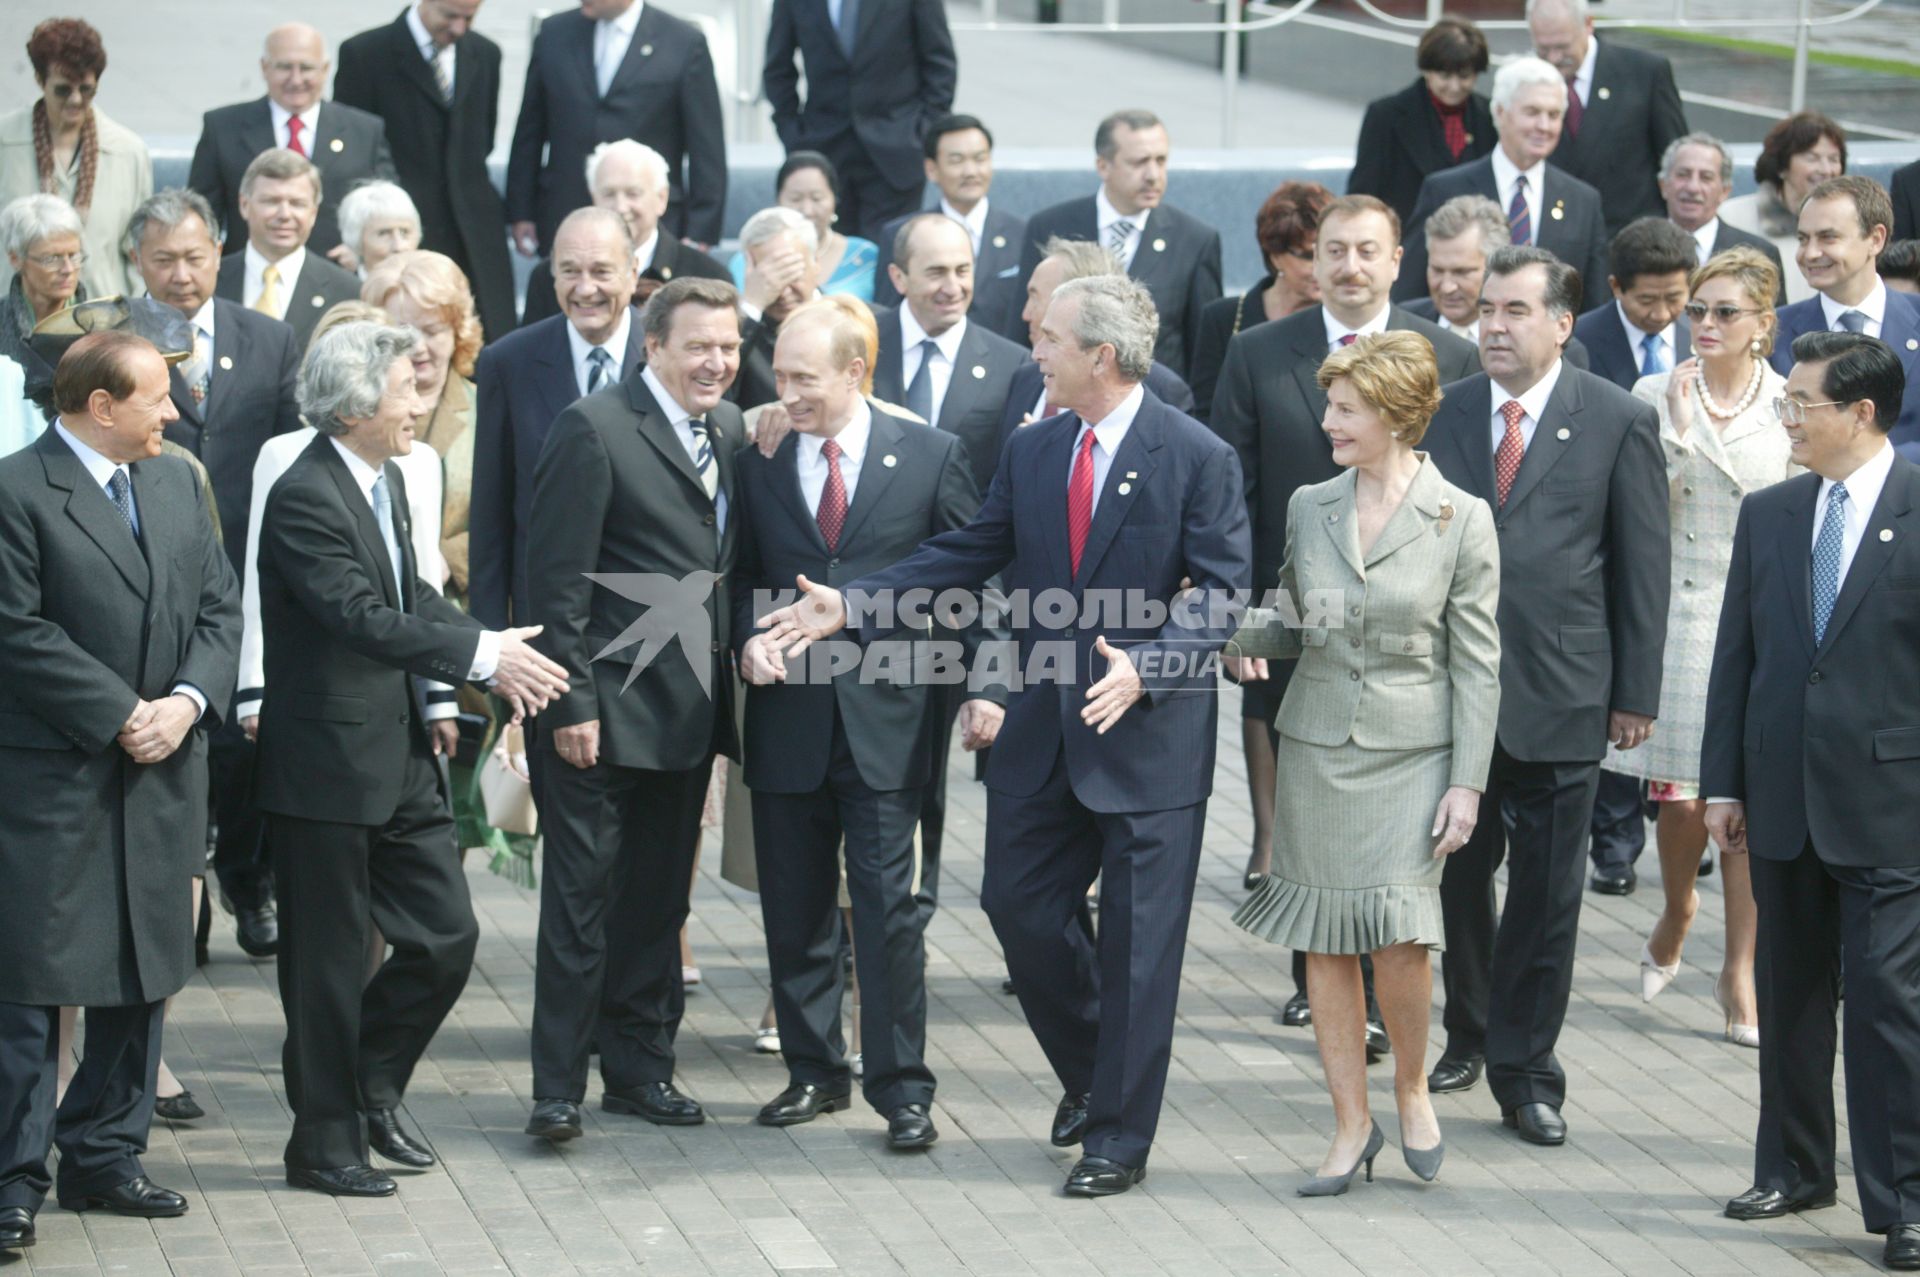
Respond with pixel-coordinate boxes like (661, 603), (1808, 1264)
(107, 468), (138, 538)
(1507, 175), (1531, 246)
(1812, 481), (1848, 644)
(585, 346), (613, 395)
(1837, 310), (1869, 334)
(834, 0), (860, 56)
(371, 473), (406, 608)
(1640, 332), (1667, 377)
(904, 338), (937, 423)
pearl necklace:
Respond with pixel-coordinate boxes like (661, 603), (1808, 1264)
(1695, 358), (1765, 420)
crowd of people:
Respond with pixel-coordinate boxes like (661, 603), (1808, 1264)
(3, 0), (1920, 1269)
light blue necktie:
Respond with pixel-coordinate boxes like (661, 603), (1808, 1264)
(585, 346), (613, 395)
(833, 0), (860, 56)
(1812, 481), (1848, 644)
(1640, 332), (1667, 377)
(1836, 310), (1869, 334)
(371, 472), (406, 608)
(904, 338), (938, 423)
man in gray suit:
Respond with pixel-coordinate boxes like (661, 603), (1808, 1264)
(1422, 247), (1669, 1139)
(0, 332), (240, 1249)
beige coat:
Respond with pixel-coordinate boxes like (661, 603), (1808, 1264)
(0, 106), (150, 302)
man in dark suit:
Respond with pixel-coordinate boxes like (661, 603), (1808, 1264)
(734, 207), (826, 410)
(1895, 159), (1920, 242)
(336, 0), (517, 345)
(506, 0), (726, 257)
(523, 277), (747, 1142)
(520, 139), (728, 328)
(873, 114), (1027, 342)
(470, 207), (646, 632)
(1528, 0), (1688, 233)
(0, 333), (239, 1250)
(1658, 132), (1786, 300)
(1398, 58), (1610, 315)
(763, 0), (957, 241)
(734, 301), (991, 1149)
(1772, 177), (1920, 447)
(1702, 331), (1920, 1272)
(1422, 247), (1668, 1139)
(189, 23), (395, 259)
(758, 274), (1251, 1196)
(1019, 110), (1223, 380)
(127, 188), (303, 956)
(255, 322), (567, 1197)
(213, 149), (362, 352)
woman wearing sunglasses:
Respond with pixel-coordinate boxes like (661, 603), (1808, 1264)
(0, 18), (150, 303)
(1609, 246), (1799, 1048)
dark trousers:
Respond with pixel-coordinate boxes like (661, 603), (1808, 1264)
(981, 752), (1207, 1169)
(210, 716), (270, 908)
(0, 999), (164, 1210)
(913, 683), (964, 930)
(1588, 769), (1648, 873)
(1750, 843), (1920, 1233)
(269, 752), (478, 1170)
(815, 133), (923, 242)
(753, 710), (934, 1114)
(530, 743), (709, 1101)
(1438, 744), (1600, 1108)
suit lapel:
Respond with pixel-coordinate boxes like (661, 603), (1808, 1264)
(1317, 472), (1364, 577)
(573, 12), (600, 93)
(1818, 460), (1914, 654)
(874, 317), (906, 403)
(1288, 325), (1330, 425)
(625, 375), (707, 500)
(1073, 401), (1162, 585)
(607, 6), (657, 93)
(311, 104), (346, 171)
(167, 365), (204, 431)
(130, 460), (171, 606)
(394, 17), (449, 110)
(1883, 293), (1920, 380)
(773, 434), (830, 555)
(41, 434), (149, 597)
(1442, 376), (1497, 503)
(206, 304), (248, 420)
(1128, 209), (1170, 293)
(537, 320), (581, 421)
(936, 323), (991, 433)
(1501, 370), (1582, 514)
(1033, 418), (1076, 587)
(838, 407), (904, 549)
(1362, 459), (1442, 568)
(320, 441), (402, 608)
(1775, 479), (1819, 657)
(241, 99), (275, 169)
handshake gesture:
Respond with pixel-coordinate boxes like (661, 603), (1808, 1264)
(490, 626), (572, 722)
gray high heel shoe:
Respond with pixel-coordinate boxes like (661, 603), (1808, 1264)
(1401, 1132), (1444, 1182)
(1298, 1121), (1385, 1197)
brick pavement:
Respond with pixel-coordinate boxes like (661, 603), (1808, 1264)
(14, 693), (1879, 1275)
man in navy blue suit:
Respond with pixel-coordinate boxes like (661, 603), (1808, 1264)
(757, 275), (1251, 1196)
(1771, 177), (1920, 448)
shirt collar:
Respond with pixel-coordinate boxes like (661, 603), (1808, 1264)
(53, 421), (126, 492)
(1819, 437), (1895, 511)
(604, 1), (643, 38)
(634, 229), (660, 274)
(189, 297), (216, 337)
(797, 397), (873, 468)
(246, 238), (303, 275)
(939, 195), (988, 242)
(1573, 37), (1598, 90)
(898, 305), (967, 364)
(1492, 359), (1566, 425)
(1820, 278), (1887, 330)
(1440, 314), (1479, 341)
(1095, 187), (1147, 236)
(328, 436), (385, 501)
(567, 307), (634, 368)
(1322, 303), (1390, 348)
(1615, 298), (1675, 348)
(1491, 146), (1546, 199)
(1077, 382), (1147, 453)
(406, 3), (439, 57)
(268, 99), (321, 138)
(1690, 219), (1719, 261)
(640, 365), (691, 426)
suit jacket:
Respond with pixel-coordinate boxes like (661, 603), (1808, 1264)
(870, 307), (1029, 495)
(1895, 160), (1920, 242)
(335, 11), (516, 344)
(162, 297), (304, 574)
(872, 201), (1029, 342)
(1702, 453), (1920, 865)
(1398, 155), (1610, 314)
(847, 389), (1252, 813)
(1017, 196), (1223, 380)
(187, 97), (395, 255)
(214, 249), (362, 353)
(1548, 40), (1689, 233)
(1703, 217), (1787, 305)
(468, 309), (647, 629)
(1770, 291), (1920, 446)
(254, 434), (480, 826)
(1209, 304), (1481, 594)
(1423, 365), (1670, 762)
(734, 407), (982, 792)
(0, 435), (239, 1005)
(519, 233), (729, 328)
(1573, 302), (1692, 391)
(506, 6), (727, 249)
(763, 0), (957, 192)
(995, 359), (1193, 476)
(1400, 297), (1595, 370)
(1346, 79), (1498, 226)
(527, 374), (746, 770)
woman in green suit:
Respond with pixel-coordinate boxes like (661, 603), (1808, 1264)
(1226, 331), (1501, 1194)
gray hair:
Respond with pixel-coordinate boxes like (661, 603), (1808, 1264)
(738, 205), (818, 258)
(1524, 0), (1590, 20)
(121, 188), (222, 259)
(1051, 275), (1158, 382)
(1659, 131), (1735, 185)
(1042, 235), (1124, 282)
(586, 138), (671, 194)
(336, 181), (420, 259)
(1425, 194), (1510, 252)
(0, 193), (84, 260)
(241, 147), (323, 203)
(1492, 56), (1567, 115)
(297, 321), (420, 436)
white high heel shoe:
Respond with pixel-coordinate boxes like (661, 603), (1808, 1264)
(1640, 942), (1680, 1002)
(1715, 976), (1760, 1048)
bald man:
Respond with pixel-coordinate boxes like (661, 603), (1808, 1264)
(190, 23), (396, 256)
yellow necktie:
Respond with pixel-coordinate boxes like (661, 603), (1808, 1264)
(253, 264), (281, 316)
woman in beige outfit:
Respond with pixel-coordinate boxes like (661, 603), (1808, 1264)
(1228, 332), (1500, 1194)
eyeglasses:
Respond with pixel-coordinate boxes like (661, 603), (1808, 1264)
(1684, 302), (1762, 324)
(47, 81), (98, 101)
(1773, 397), (1851, 426)
(26, 250), (86, 271)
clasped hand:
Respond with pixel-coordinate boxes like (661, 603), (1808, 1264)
(118, 694), (198, 764)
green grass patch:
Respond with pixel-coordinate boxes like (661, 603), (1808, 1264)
(1637, 25), (1920, 79)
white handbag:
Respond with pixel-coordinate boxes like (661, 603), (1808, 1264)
(479, 723), (539, 836)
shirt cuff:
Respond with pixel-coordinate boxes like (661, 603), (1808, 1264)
(470, 630), (502, 682)
(1704, 796), (1740, 805)
(171, 683), (208, 722)
(423, 681), (460, 722)
(739, 297), (764, 322)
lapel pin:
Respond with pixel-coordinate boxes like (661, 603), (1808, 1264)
(1557, 427), (1571, 440)
(971, 364), (986, 379)
(1881, 528), (1895, 542)
(1909, 338), (1918, 351)
(640, 42), (653, 56)
(1597, 86), (1611, 100)
(992, 234), (1007, 249)
(659, 266), (673, 280)
(1152, 237), (1167, 253)
(882, 454), (897, 468)
(218, 355), (233, 371)
(1463, 132), (1474, 144)
(311, 294), (325, 307)
(1550, 204), (1565, 221)
(1125, 471), (1137, 480)
(329, 137), (345, 153)
(1118, 482), (1131, 495)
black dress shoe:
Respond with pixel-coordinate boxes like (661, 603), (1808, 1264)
(1064, 1155), (1146, 1197)
(887, 1104), (938, 1150)
(1503, 1102), (1567, 1146)
(756, 1082), (850, 1127)
(1589, 867), (1636, 896)
(232, 899), (280, 957)
(0, 1206), (32, 1251)
(525, 1098), (583, 1141)
(1427, 1055), (1483, 1093)
(286, 1164), (396, 1198)
(605, 1081), (705, 1126)
(1364, 1019), (1391, 1063)
(1001, 976), (1016, 995)
(1051, 1092), (1091, 1147)
(59, 1175), (188, 1217)
(367, 1108), (435, 1168)
(1887, 1224), (1920, 1271)
(155, 1091), (205, 1122)
(1722, 1184), (1837, 1220)
(1279, 991), (1312, 1027)
(1697, 851), (1715, 878)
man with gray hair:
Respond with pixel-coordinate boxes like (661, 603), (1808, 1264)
(213, 149), (362, 351)
(1407, 195), (1513, 341)
(254, 321), (568, 1196)
(1658, 132), (1786, 290)
(734, 205), (824, 408)
(756, 270), (1252, 1196)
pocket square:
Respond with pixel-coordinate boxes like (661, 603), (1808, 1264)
(996, 265), (1019, 278)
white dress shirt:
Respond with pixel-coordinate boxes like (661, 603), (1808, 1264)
(1820, 278), (1889, 339)
(1568, 37), (1598, 110)
(1439, 314), (1480, 343)
(269, 100), (321, 154)
(1690, 220), (1720, 267)
(1095, 187), (1148, 273)
(566, 308), (633, 397)
(797, 398), (872, 516)
(182, 297), (217, 392)
(1813, 438), (1895, 590)
(594, 1), (643, 96)
(940, 196), (989, 256)
(1070, 383), (1146, 518)
(633, 228), (660, 276)
(640, 365), (728, 532)
(406, 3), (455, 95)
(1491, 147), (1547, 247)
(1488, 359), (1566, 455)
(1617, 301), (1678, 375)
(243, 241), (306, 320)
(899, 309), (967, 426)
(1323, 304), (1390, 353)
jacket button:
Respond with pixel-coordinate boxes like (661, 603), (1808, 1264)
(1063, 627), (1075, 638)
(710, 641), (721, 653)
(1349, 636), (1361, 648)
(703, 513), (716, 526)
(1683, 578), (1693, 588)
(398, 713), (409, 725)
(1349, 604), (1361, 618)
(1682, 485), (1693, 496)
(1809, 670), (1822, 684)
(1349, 670), (1361, 681)
(1686, 532), (1696, 542)
(829, 558), (840, 568)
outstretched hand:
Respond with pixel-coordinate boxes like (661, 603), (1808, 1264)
(755, 574), (848, 657)
(1080, 636), (1144, 735)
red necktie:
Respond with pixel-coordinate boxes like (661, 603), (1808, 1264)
(1563, 78), (1583, 138)
(1067, 427), (1096, 577)
(816, 438), (847, 551)
(1338, 333), (1357, 347)
(1495, 400), (1527, 506)
(286, 114), (307, 157)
